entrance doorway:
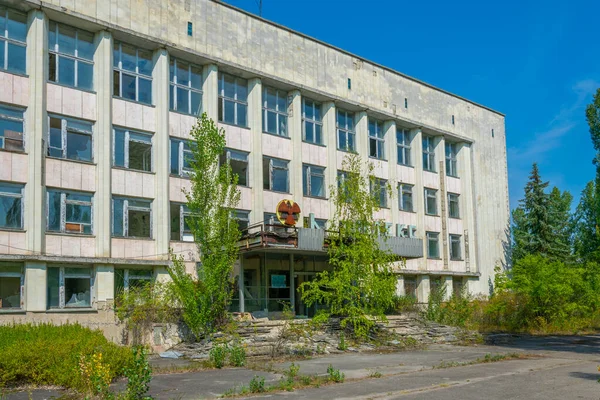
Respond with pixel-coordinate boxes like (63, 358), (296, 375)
(294, 272), (317, 318)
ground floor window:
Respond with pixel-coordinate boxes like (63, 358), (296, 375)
(0, 263), (22, 309)
(47, 266), (93, 309)
(115, 268), (154, 294)
(452, 277), (464, 297)
(403, 276), (417, 299)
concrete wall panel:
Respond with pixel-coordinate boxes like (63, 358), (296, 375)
(0, 71), (29, 106)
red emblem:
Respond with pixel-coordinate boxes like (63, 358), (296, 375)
(276, 200), (301, 226)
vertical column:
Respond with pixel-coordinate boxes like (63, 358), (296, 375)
(412, 129), (425, 269)
(323, 101), (336, 218)
(384, 121), (398, 228)
(239, 257), (245, 313)
(24, 262), (46, 311)
(460, 143), (477, 274)
(153, 49), (170, 259)
(288, 90), (302, 207)
(444, 275), (453, 300)
(248, 78), (263, 223)
(416, 275), (430, 303)
(202, 64), (218, 121)
(289, 253), (295, 312)
(94, 30), (112, 256)
(437, 136), (448, 270)
(355, 111), (368, 166)
(95, 265), (115, 305)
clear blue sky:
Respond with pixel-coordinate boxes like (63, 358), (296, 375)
(224, 0), (600, 210)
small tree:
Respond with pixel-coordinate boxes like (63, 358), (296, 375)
(300, 154), (397, 338)
(168, 113), (241, 338)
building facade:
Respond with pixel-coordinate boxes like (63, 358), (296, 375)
(0, 0), (508, 332)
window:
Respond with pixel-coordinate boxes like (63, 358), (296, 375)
(0, 8), (26, 74)
(114, 128), (152, 172)
(233, 210), (250, 232)
(263, 157), (289, 193)
(170, 202), (193, 242)
(337, 109), (355, 152)
(48, 266), (92, 309)
(450, 234), (462, 260)
(170, 58), (202, 115)
(187, 22), (193, 36)
(48, 22), (94, 90)
(422, 135), (436, 172)
(371, 178), (388, 208)
(218, 73), (247, 127)
(302, 164), (325, 198)
(430, 276), (442, 293)
(445, 142), (458, 177)
(115, 268), (154, 294)
(219, 148), (249, 186)
(303, 216), (327, 229)
(0, 105), (24, 152)
(263, 87), (287, 136)
(302, 99), (322, 145)
(47, 116), (93, 162)
(448, 193), (460, 219)
(113, 197), (152, 238)
(396, 128), (411, 166)
(170, 138), (194, 177)
(453, 277), (464, 297)
(424, 188), (437, 215)
(48, 190), (93, 234)
(398, 183), (413, 212)
(113, 42), (153, 104)
(0, 263), (22, 309)
(0, 183), (23, 229)
(404, 276), (417, 299)
(427, 232), (440, 259)
(368, 119), (385, 159)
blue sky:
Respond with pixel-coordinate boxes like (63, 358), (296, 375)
(224, 0), (600, 210)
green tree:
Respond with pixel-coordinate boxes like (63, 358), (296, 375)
(573, 181), (600, 261)
(168, 113), (241, 338)
(547, 186), (573, 260)
(299, 154), (397, 338)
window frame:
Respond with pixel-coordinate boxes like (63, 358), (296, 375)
(445, 142), (458, 177)
(169, 58), (203, 116)
(302, 99), (323, 145)
(0, 182), (23, 230)
(0, 104), (25, 152)
(450, 234), (462, 260)
(403, 276), (417, 299)
(396, 128), (411, 166)
(47, 189), (93, 235)
(262, 87), (288, 137)
(368, 118), (385, 160)
(336, 109), (355, 152)
(113, 41), (153, 104)
(220, 148), (249, 187)
(370, 177), (388, 208)
(48, 21), (95, 90)
(233, 209), (250, 232)
(47, 265), (94, 309)
(218, 73), (248, 127)
(422, 135), (436, 172)
(398, 183), (414, 212)
(302, 164), (326, 198)
(0, 263), (23, 309)
(47, 115), (93, 162)
(112, 197), (153, 239)
(113, 127), (153, 172)
(424, 188), (438, 216)
(263, 156), (290, 193)
(0, 7), (27, 75)
(426, 231), (440, 259)
(115, 268), (154, 293)
(170, 202), (193, 242)
(170, 137), (194, 177)
(448, 192), (460, 219)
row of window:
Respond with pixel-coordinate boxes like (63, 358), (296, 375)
(426, 232), (463, 261)
(403, 276), (465, 300)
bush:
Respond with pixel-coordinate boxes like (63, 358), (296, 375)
(228, 343), (246, 367)
(0, 323), (132, 391)
(209, 344), (228, 369)
(326, 364), (345, 383)
(249, 375), (266, 393)
(123, 346), (152, 399)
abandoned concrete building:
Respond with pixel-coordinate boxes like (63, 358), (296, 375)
(0, 0), (508, 330)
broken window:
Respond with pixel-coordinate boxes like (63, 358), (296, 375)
(263, 87), (288, 136)
(403, 276), (417, 299)
(47, 266), (93, 309)
(115, 268), (153, 295)
(450, 234), (462, 260)
(170, 58), (202, 116)
(302, 99), (322, 145)
(47, 190), (93, 234)
(369, 118), (385, 160)
(0, 183), (23, 229)
(0, 105), (24, 152)
(445, 142), (458, 177)
(370, 177), (388, 208)
(263, 156), (289, 193)
(47, 115), (93, 162)
(170, 137), (194, 177)
(219, 148), (249, 186)
(218, 73), (247, 127)
(114, 128), (152, 172)
(422, 135), (436, 172)
(0, 7), (27, 74)
(424, 188), (438, 216)
(302, 164), (325, 198)
(0, 263), (22, 309)
(448, 192), (460, 219)
(113, 41), (153, 104)
(48, 21), (94, 90)
(398, 183), (413, 212)
(427, 232), (440, 259)
(113, 197), (152, 238)
(396, 128), (411, 166)
(233, 209), (250, 232)
(336, 109), (355, 152)
(303, 216), (327, 230)
(170, 202), (193, 242)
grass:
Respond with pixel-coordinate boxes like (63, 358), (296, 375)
(433, 352), (536, 369)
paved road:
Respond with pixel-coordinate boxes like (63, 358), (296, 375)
(6, 335), (600, 399)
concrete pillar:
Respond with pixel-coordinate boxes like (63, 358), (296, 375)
(202, 64), (218, 121)
(412, 129), (425, 269)
(248, 78), (263, 224)
(444, 275), (453, 300)
(94, 30), (112, 256)
(384, 121), (398, 226)
(323, 101), (336, 216)
(239, 256), (245, 313)
(355, 111), (368, 167)
(288, 90), (303, 207)
(289, 253), (295, 311)
(460, 144), (477, 273)
(95, 265), (115, 302)
(24, 262), (46, 311)
(416, 275), (430, 303)
(153, 48), (170, 259)
(25, 10), (47, 254)
(395, 275), (405, 297)
(437, 136), (448, 269)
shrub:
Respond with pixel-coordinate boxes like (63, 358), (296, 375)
(123, 346), (152, 399)
(326, 364), (345, 383)
(249, 375), (266, 393)
(337, 331), (347, 351)
(209, 344), (228, 368)
(229, 343), (246, 367)
(0, 323), (131, 391)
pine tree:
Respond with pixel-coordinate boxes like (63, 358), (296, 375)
(547, 186), (573, 260)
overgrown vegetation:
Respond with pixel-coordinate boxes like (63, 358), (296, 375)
(209, 343), (247, 368)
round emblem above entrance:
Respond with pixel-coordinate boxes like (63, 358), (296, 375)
(276, 199), (301, 226)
